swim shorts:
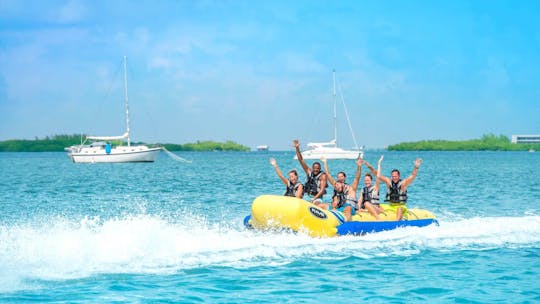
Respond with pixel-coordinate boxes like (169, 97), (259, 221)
(383, 202), (408, 219)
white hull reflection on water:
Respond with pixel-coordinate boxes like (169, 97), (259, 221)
(0, 151), (539, 302)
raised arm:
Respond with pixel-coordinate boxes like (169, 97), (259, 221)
(321, 157), (336, 187)
(401, 158), (422, 189)
(294, 139), (310, 175)
(373, 155), (384, 192)
(365, 158), (391, 186)
(363, 159), (377, 176)
(350, 156), (363, 192)
(270, 158), (288, 186)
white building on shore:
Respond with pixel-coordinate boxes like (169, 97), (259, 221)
(511, 135), (540, 144)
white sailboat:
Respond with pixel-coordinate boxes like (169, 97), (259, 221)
(66, 56), (161, 163)
(256, 145), (269, 151)
(296, 70), (363, 160)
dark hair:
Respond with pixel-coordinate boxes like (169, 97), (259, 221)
(337, 171), (346, 178)
(391, 169), (400, 176)
(288, 169), (298, 177)
(312, 162), (321, 168)
(364, 173), (372, 180)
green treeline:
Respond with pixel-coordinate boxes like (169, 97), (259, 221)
(0, 134), (84, 152)
(387, 134), (540, 151)
(163, 140), (250, 151)
(0, 135), (250, 152)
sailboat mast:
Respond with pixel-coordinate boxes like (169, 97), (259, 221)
(123, 56), (131, 146)
(332, 69), (337, 148)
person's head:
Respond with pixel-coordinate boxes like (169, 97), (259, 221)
(288, 169), (299, 184)
(364, 173), (373, 187)
(337, 171), (346, 183)
(312, 162), (321, 175)
(334, 181), (345, 193)
(391, 169), (401, 183)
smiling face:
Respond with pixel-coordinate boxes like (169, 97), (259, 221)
(334, 182), (344, 193)
(312, 162), (321, 175)
(337, 172), (346, 183)
(364, 174), (372, 187)
(288, 171), (298, 184)
(391, 170), (401, 183)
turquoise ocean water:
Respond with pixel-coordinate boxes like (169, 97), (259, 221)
(0, 151), (539, 303)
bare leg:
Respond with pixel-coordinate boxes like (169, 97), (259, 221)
(343, 206), (352, 222)
(315, 202), (329, 210)
(364, 202), (381, 220)
(397, 207), (403, 221)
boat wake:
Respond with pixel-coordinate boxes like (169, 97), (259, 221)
(1, 214), (539, 292)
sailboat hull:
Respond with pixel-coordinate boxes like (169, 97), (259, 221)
(68, 146), (161, 163)
(295, 147), (362, 160)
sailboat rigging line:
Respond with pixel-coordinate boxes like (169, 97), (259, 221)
(333, 69), (337, 147)
(336, 76), (360, 150)
(161, 147), (192, 163)
(123, 56), (131, 147)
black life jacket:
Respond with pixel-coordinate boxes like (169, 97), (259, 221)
(304, 171), (327, 196)
(333, 182), (349, 198)
(385, 180), (407, 203)
(361, 185), (380, 208)
(333, 185), (356, 208)
(284, 181), (302, 197)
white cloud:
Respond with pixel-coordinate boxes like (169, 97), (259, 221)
(134, 27), (150, 46)
(50, 0), (86, 24)
(149, 57), (172, 69)
(281, 53), (326, 74)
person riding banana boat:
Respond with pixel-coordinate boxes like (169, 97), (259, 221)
(294, 139), (328, 207)
(269, 157), (304, 199)
(365, 157), (423, 220)
(320, 156), (362, 222)
(359, 156), (385, 220)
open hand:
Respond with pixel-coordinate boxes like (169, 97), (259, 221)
(269, 158), (277, 167)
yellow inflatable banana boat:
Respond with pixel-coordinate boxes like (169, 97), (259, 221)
(244, 195), (438, 237)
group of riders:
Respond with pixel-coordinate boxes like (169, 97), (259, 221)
(270, 139), (422, 222)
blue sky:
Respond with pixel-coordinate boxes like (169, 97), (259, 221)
(1, 0), (539, 149)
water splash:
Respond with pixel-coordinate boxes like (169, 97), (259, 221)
(1, 214), (539, 292)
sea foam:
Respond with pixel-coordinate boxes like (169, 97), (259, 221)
(1, 214), (539, 292)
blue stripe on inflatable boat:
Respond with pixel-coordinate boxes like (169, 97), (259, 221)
(329, 210), (346, 224)
(336, 218), (439, 235)
(243, 215), (252, 228)
(243, 214), (438, 236)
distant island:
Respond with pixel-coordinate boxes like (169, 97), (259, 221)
(162, 141), (250, 152)
(0, 135), (250, 152)
(387, 134), (540, 151)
